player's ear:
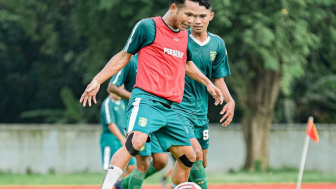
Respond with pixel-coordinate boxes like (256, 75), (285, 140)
(170, 3), (178, 14)
(209, 12), (215, 21)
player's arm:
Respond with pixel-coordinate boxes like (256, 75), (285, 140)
(107, 123), (126, 145)
(185, 60), (223, 105)
(80, 51), (132, 107)
(213, 78), (235, 127)
(80, 19), (153, 107)
(107, 83), (132, 100)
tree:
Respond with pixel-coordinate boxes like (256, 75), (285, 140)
(0, 0), (90, 123)
(210, 0), (327, 170)
(276, 1), (336, 123)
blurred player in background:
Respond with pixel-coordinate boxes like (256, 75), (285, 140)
(108, 54), (169, 189)
(161, 153), (176, 189)
(171, 0), (235, 188)
(99, 91), (135, 177)
(79, 0), (224, 188)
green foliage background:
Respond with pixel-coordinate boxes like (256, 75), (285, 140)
(1, 0), (335, 123)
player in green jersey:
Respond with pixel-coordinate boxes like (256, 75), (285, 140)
(100, 92), (136, 178)
(108, 55), (169, 189)
(80, 0), (224, 188)
(172, 0), (235, 188)
(109, 54), (138, 109)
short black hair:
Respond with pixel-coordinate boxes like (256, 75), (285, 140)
(169, 0), (199, 6)
(199, 0), (212, 10)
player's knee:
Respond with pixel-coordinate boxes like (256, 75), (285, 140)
(125, 132), (145, 156)
(152, 154), (169, 170)
(179, 152), (196, 168)
(127, 164), (135, 172)
(194, 148), (203, 161)
(136, 156), (151, 171)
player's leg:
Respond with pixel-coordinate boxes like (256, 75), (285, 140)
(119, 142), (151, 189)
(101, 131), (148, 189)
(189, 121), (210, 189)
(155, 109), (196, 188)
(122, 157), (136, 178)
(145, 135), (169, 179)
(202, 149), (209, 168)
(124, 132), (169, 189)
(169, 145), (196, 188)
(175, 114), (208, 188)
(101, 145), (111, 171)
(189, 138), (208, 189)
(161, 154), (175, 189)
(116, 94), (167, 189)
(126, 154), (151, 189)
(145, 152), (169, 179)
(122, 164), (135, 178)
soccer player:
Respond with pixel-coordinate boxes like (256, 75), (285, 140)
(172, 0), (235, 188)
(108, 54), (169, 189)
(100, 92), (136, 177)
(80, 0), (224, 188)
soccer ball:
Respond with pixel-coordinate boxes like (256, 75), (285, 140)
(175, 182), (202, 189)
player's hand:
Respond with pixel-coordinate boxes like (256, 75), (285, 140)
(207, 84), (224, 106)
(220, 100), (235, 127)
(79, 79), (100, 107)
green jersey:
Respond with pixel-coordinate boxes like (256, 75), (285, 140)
(110, 54), (138, 107)
(100, 97), (126, 140)
(172, 30), (231, 118)
(123, 18), (192, 61)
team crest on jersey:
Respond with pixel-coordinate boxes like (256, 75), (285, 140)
(138, 117), (148, 127)
(210, 51), (217, 61)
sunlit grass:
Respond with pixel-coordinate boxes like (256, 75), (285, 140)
(1, 168), (335, 186)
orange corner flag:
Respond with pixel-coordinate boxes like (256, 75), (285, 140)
(306, 116), (319, 143)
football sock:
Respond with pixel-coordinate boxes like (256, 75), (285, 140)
(144, 162), (159, 179)
(101, 165), (123, 189)
(189, 160), (208, 189)
(120, 172), (131, 188)
(128, 169), (146, 189)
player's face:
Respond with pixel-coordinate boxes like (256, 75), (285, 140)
(174, 0), (199, 30)
(191, 6), (214, 34)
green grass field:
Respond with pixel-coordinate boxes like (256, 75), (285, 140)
(1, 168), (336, 186)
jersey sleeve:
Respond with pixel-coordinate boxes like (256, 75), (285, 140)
(186, 44), (193, 62)
(110, 64), (130, 87)
(123, 18), (155, 54)
(212, 37), (231, 78)
(102, 100), (116, 125)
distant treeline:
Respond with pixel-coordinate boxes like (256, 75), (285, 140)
(1, 0), (335, 123)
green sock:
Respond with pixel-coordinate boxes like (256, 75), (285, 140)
(144, 163), (159, 179)
(128, 169), (146, 189)
(120, 172), (131, 188)
(189, 160), (208, 189)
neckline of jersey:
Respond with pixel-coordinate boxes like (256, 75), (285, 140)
(189, 33), (211, 46)
(160, 17), (180, 33)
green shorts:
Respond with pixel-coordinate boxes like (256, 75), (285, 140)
(139, 134), (166, 156)
(175, 110), (210, 149)
(100, 136), (136, 170)
(126, 88), (191, 151)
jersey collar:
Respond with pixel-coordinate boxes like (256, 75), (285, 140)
(189, 33), (210, 46)
(161, 17), (180, 33)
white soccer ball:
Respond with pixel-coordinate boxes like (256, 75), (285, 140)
(175, 182), (202, 189)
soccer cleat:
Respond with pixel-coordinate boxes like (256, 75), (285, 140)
(114, 179), (124, 189)
(161, 177), (167, 189)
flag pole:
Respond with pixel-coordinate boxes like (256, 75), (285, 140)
(296, 135), (310, 189)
